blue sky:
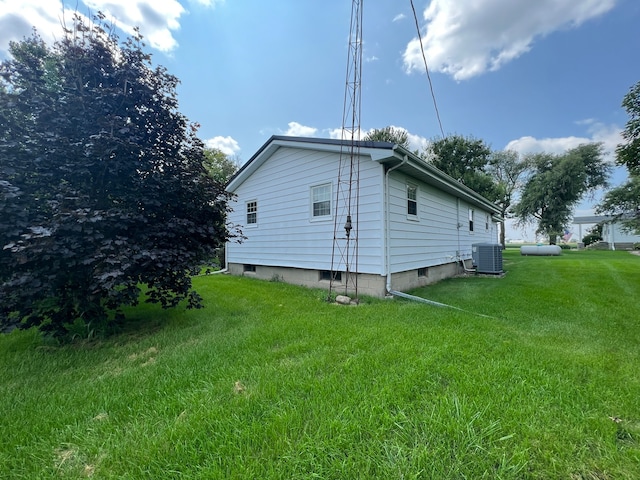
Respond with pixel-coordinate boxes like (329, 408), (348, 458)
(1, 0), (639, 240)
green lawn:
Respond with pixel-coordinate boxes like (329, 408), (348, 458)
(1, 249), (639, 479)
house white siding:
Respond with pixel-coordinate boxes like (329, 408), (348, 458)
(226, 136), (503, 297)
(387, 171), (498, 274)
(227, 146), (385, 274)
(602, 221), (640, 249)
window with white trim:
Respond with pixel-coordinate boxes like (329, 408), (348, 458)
(246, 200), (257, 225)
(311, 184), (331, 218)
(469, 208), (474, 232)
(486, 214), (490, 231)
(407, 184), (418, 217)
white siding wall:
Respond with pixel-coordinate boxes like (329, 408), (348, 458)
(603, 222), (640, 245)
(387, 172), (497, 273)
(227, 147), (385, 274)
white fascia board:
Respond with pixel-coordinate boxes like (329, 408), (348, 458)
(226, 136), (395, 192)
(273, 138), (394, 162)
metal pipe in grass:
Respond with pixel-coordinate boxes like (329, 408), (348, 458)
(389, 289), (497, 320)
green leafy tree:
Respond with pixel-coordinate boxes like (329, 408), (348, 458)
(363, 126), (411, 149)
(203, 147), (239, 184)
(582, 224), (603, 247)
(487, 150), (531, 246)
(596, 81), (640, 233)
(597, 177), (640, 233)
(201, 147), (239, 269)
(616, 81), (640, 175)
(514, 144), (610, 244)
(0, 15), (236, 339)
(426, 135), (498, 202)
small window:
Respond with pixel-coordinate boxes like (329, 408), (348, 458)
(319, 270), (342, 282)
(469, 208), (474, 232)
(243, 264), (256, 273)
(407, 184), (418, 217)
(246, 200), (257, 225)
(311, 184), (332, 218)
(486, 214), (490, 231)
(418, 267), (427, 278)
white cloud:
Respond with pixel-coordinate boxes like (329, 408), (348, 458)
(403, 0), (616, 81)
(0, 0), (223, 55)
(190, 0), (224, 6)
(579, 120), (622, 158)
(206, 136), (240, 156)
(505, 135), (591, 156)
(505, 122), (622, 162)
(405, 131), (430, 153)
(283, 121), (318, 137)
(327, 127), (365, 141)
(0, 0), (66, 57)
(82, 0), (185, 52)
(392, 13), (406, 23)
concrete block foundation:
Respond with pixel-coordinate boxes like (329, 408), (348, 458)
(227, 261), (467, 298)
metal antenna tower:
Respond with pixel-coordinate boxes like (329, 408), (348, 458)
(329, 0), (363, 300)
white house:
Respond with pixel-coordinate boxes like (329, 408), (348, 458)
(225, 136), (501, 297)
(574, 215), (640, 250)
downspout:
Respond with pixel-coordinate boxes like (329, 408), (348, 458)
(198, 243), (228, 276)
(456, 197), (476, 273)
(381, 150), (488, 316)
(215, 243), (229, 274)
(385, 153), (408, 294)
(456, 197), (461, 256)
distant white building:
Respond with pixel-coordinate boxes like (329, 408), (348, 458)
(573, 215), (640, 250)
(226, 136), (501, 297)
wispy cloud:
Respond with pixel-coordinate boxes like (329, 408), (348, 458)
(403, 0), (617, 81)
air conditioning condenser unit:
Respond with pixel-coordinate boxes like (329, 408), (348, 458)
(471, 243), (503, 274)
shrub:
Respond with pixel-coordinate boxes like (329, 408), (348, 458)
(582, 233), (603, 247)
(0, 16), (237, 340)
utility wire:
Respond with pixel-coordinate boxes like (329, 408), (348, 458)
(409, 0), (445, 138)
